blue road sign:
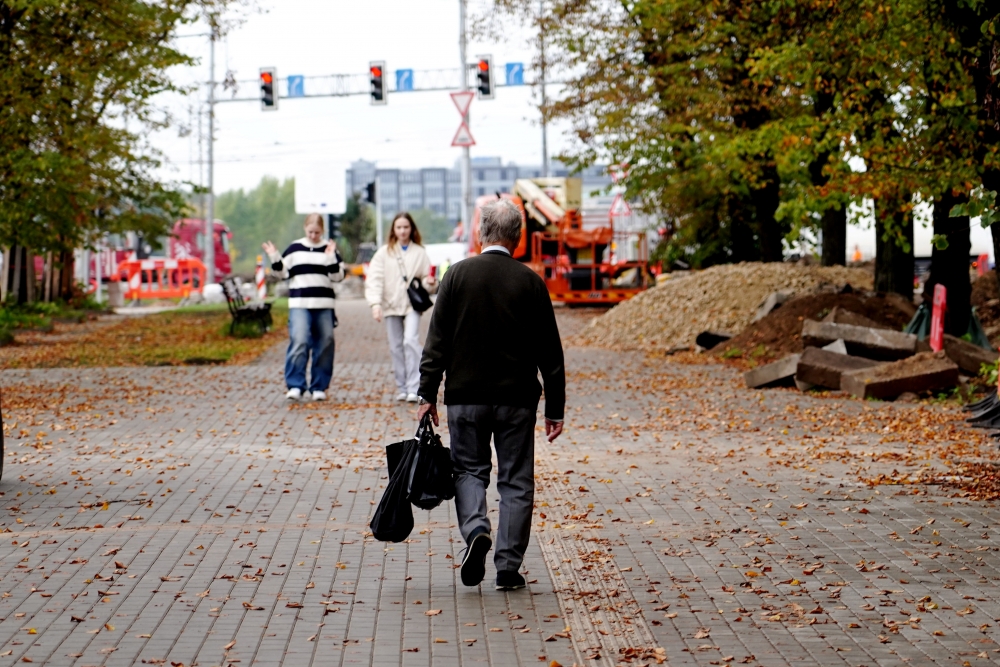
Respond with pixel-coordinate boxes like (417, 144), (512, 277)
(505, 62), (524, 86)
(396, 69), (414, 92)
(287, 75), (304, 98)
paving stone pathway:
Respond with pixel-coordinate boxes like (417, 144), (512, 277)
(0, 300), (998, 666)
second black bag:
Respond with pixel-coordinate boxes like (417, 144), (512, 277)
(370, 437), (418, 542)
(406, 414), (455, 510)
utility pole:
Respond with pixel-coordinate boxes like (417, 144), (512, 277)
(375, 176), (383, 248)
(459, 0), (472, 244)
(204, 21), (217, 285)
(539, 0), (549, 178)
(197, 106), (204, 219)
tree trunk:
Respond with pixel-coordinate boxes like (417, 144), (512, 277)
(984, 169), (1000, 297)
(874, 196), (914, 298)
(0, 247), (8, 303)
(728, 196), (759, 263)
(821, 206), (847, 266)
(754, 163), (784, 262)
(6, 245), (30, 305)
(43, 252), (52, 303)
(55, 250), (75, 301)
(923, 191), (971, 336)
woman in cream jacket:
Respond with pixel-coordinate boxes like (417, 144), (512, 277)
(364, 212), (437, 402)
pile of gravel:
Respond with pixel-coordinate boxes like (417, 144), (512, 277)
(576, 262), (874, 351)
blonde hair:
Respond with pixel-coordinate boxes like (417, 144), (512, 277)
(304, 213), (325, 232)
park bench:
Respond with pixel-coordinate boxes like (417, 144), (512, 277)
(221, 278), (272, 335)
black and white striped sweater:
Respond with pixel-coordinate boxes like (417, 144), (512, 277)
(267, 238), (345, 309)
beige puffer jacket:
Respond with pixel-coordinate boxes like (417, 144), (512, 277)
(364, 243), (437, 317)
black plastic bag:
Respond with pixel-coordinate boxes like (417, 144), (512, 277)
(370, 437), (418, 542)
(406, 415), (455, 510)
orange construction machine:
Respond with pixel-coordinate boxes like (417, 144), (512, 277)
(470, 177), (651, 305)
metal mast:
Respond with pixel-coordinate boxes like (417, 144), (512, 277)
(459, 0), (472, 243)
(540, 0), (549, 177)
(204, 22), (217, 284)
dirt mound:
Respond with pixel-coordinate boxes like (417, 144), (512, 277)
(712, 292), (913, 361)
(972, 271), (1000, 344)
(576, 262), (873, 351)
(972, 270), (1000, 306)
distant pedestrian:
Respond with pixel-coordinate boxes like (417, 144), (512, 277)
(417, 198), (565, 591)
(365, 212), (437, 402)
(263, 213), (344, 402)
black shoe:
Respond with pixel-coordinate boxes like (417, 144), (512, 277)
(460, 531), (492, 587)
(495, 570), (526, 590)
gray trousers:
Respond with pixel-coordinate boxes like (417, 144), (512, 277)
(385, 311), (421, 395)
(447, 404), (536, 573)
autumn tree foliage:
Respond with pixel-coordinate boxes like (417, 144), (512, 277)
(0, 1), (242, 299)
(489, 0), (1000, 329)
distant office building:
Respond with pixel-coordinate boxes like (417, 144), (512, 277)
(345, 157), (613, 224)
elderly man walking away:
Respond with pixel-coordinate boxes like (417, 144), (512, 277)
(417, 198), (565, 591)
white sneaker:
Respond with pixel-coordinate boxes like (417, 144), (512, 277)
(406, 393), (419, 403)
(286, 388), (302, 401)
(312, 390), (327, 401)
(395, 392), (408, 401)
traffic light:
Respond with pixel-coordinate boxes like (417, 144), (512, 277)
(476, 56), (494, 100)
(370, 61), (386, 105)
(328, 215), (341, 240)
(259, 68), (278, 110)
(364, 181), (376, 204)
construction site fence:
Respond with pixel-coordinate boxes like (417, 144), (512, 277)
(116, 258), (206, 300)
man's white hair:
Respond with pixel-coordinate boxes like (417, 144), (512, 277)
(479, 198), (522, 247)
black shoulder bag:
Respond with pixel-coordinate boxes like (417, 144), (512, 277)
(395, 251), (433, 313)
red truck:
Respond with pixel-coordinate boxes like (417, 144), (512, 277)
(169, 219), (233, 283)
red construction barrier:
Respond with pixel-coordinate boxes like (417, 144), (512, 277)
(116, 258), (206, 301)
(930, 283), (947, 352)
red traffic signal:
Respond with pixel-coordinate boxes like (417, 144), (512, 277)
(475, 55), (494, 100)
(369, 60), (386, 105)
(259, 67), (277, 110)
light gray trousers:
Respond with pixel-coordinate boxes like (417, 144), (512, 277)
(385, 311), (421, 395)
(447, 404), (536, 573)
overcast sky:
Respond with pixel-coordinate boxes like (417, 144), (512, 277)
(151, 0), (994, 260)
(154, 0), (560, 195)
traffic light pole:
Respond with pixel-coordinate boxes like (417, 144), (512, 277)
(375, 177), (383, 248)
(204, 24), (217, 286)
(539, 0), (549, 178)
(459, 0), (472, 245)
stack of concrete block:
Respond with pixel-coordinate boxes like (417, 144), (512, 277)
(744, 312), (996, 400)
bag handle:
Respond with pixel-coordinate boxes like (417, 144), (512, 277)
(414, 410), (433, 439)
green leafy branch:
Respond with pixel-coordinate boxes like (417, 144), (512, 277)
(950, 189), (1000, 226)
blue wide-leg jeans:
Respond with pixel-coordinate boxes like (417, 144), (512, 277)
(285, 308), (335, 393)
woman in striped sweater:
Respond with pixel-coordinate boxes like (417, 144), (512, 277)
(262, 213), (345, 401)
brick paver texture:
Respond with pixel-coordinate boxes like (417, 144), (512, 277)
(0, 298), (998, 666)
